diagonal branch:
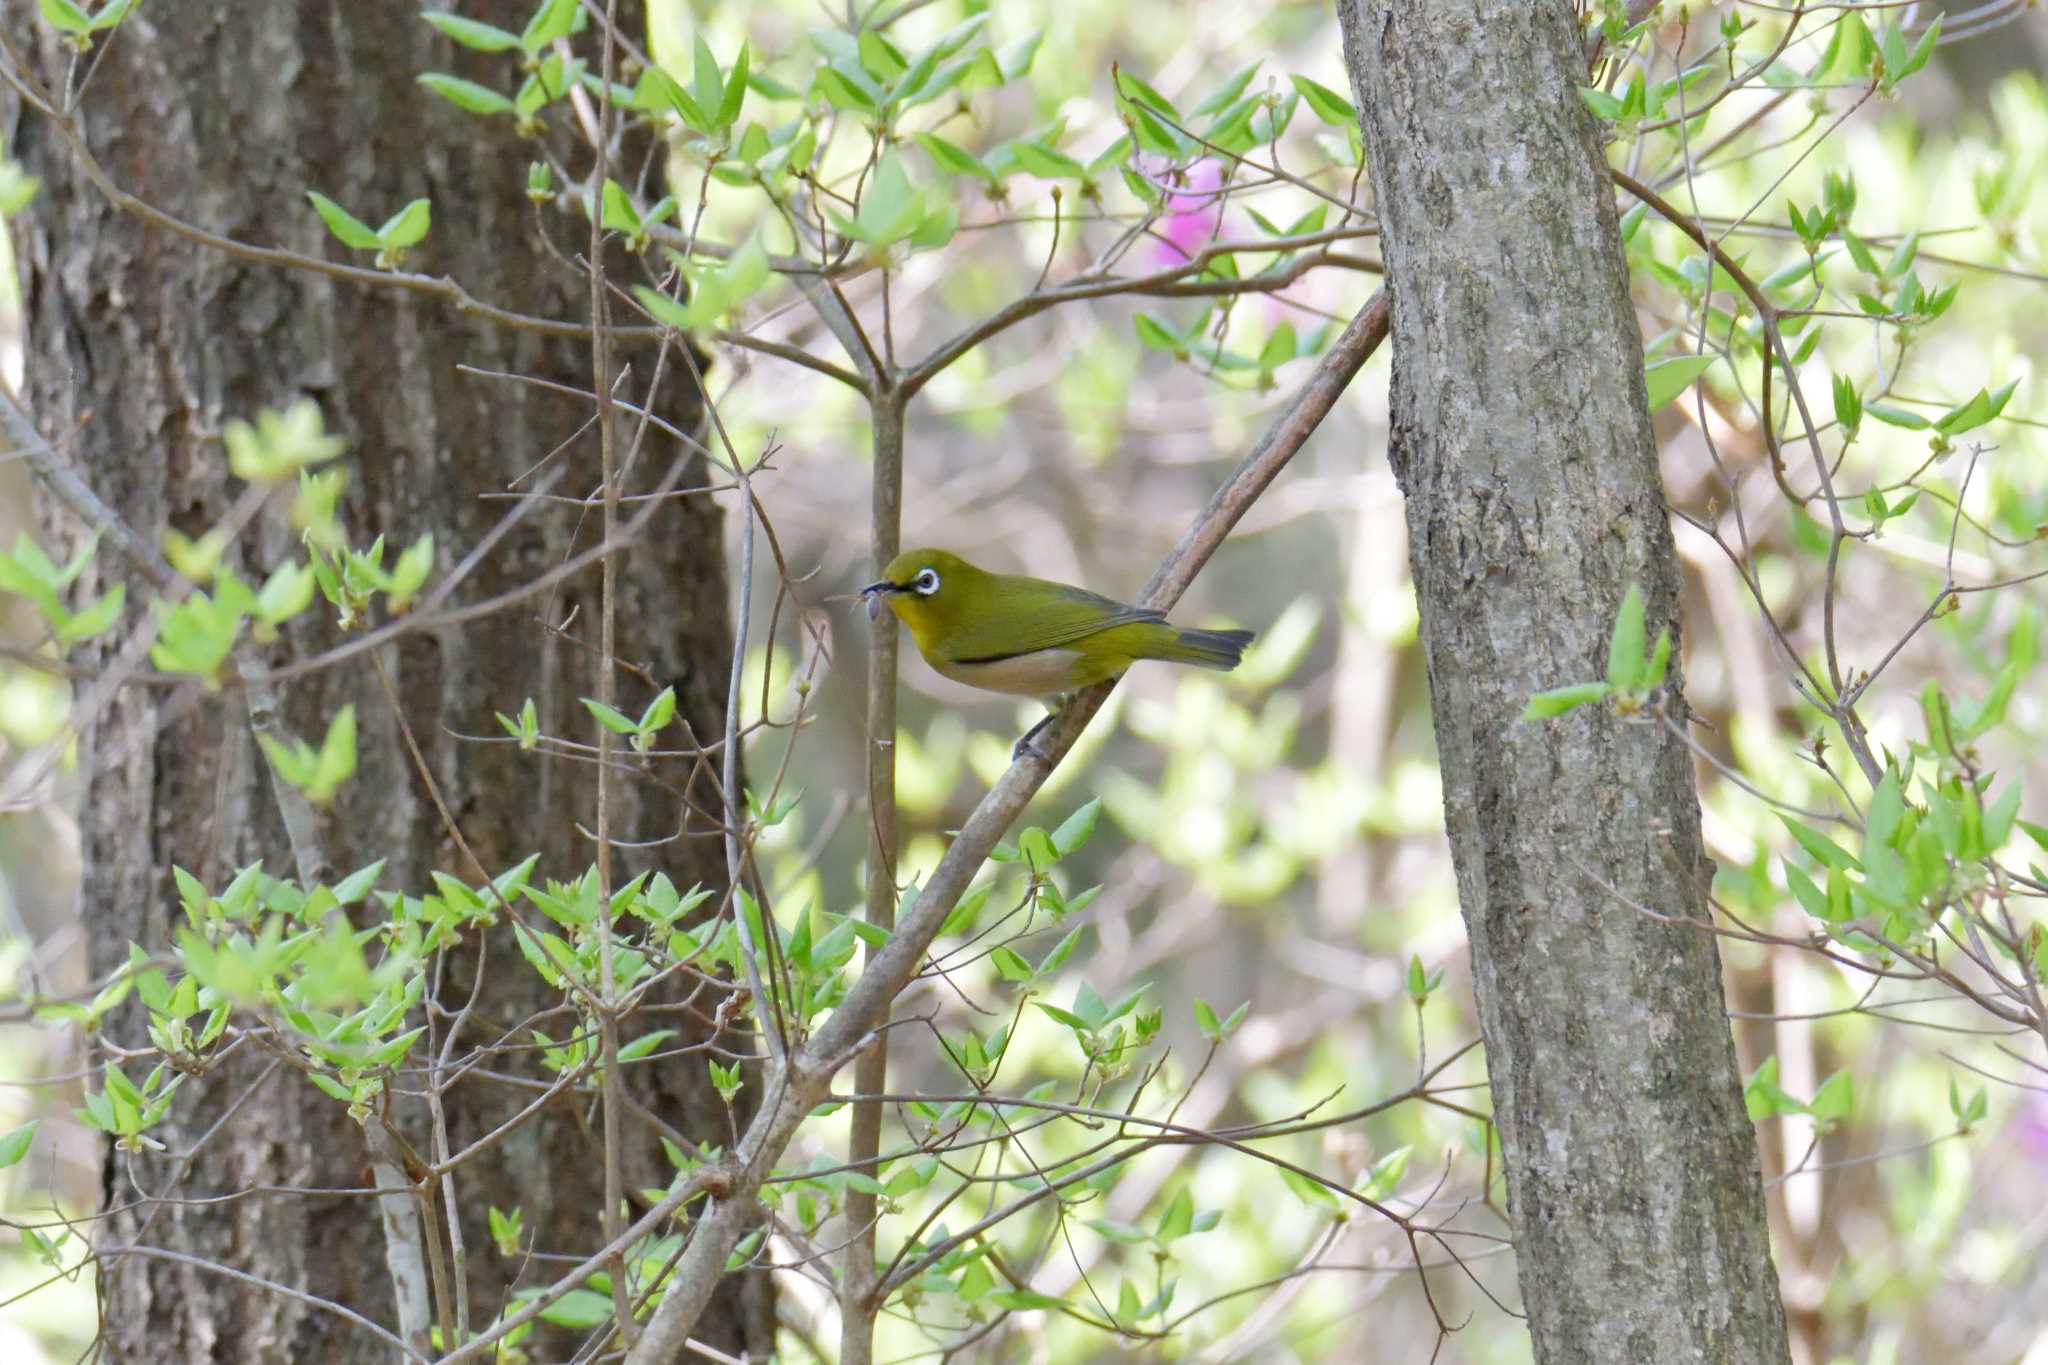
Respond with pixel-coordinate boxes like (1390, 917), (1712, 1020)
(621, 288), (1389, 1364)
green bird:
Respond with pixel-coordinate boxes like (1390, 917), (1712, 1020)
(860, 548), (1254, 756)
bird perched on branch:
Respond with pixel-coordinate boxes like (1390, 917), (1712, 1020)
(861, 548), (1255, 758)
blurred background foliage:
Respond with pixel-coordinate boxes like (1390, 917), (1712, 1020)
(4, 0), (2048, 1361)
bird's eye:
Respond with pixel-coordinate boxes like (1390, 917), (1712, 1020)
(914, 568), (941, 595)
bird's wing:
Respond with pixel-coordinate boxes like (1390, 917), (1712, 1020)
(940, 578), (1165, 663)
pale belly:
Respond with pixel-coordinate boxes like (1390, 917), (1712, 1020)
(932, 648), (1089, 698)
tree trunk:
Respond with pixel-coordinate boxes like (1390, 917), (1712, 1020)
(1334, 4), (1792, 1361)
(8, 3), (770, 1360)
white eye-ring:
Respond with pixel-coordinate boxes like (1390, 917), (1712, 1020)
(913, 568), (941, 596)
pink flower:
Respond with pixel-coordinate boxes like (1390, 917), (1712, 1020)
(2014, 1093), (2048, 1167)
(1147, 159), (1226, 268)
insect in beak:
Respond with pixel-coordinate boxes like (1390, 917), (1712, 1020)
(859, 579), (901, 621)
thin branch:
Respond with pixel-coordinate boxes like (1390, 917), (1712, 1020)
(585, 1), (636, 1343)
(620, 289), (1389, 1364)
(111, 1245), (430, 1363)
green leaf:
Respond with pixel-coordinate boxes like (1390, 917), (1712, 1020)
(1832, 374), (1862, 435)
(251, 561), (314, 628)
(615, 1029), (676, 1063)
(369, 1025), (426, 1068)
(331, 860), (385, 905)
(690, 36), (727, 119)
(1123, 103), (1181, 158)
(811, 64), (876, 115)
(1642, 628), (1671, 690)
(37, 0), (90, 36)
(421, 13), (522, 51)
(601, 179), (640, 234)
(1816, 10), (1874, 82)
(1405, 953), (1429, 1005)
(1521, 681), (1612, 720)
(1782, 861), (1831, 923)
(1151, 1189), (1197, 1246)
(386, 534), (434, 609)
(1579, 86), (1626, 121)
(1957, 663), (2018, 741)
(0, 1120), (36, 1169)
(582, 698), (641, 735)
(715, 44), (749, 130)
(853, 152), (924, 246)
(1644, 354), (1718, 412)
(1839, 228), (1879, 276)
(1051, 799), (1101, 857)
(1279, 1164), (1337, 1208)
(1190, 59), (1262, 119)
(639, 687), (676, 735)
(1935, 382), (2017, 437)
(916, 132), (992, 185)
(1983, 783), (2022, 853)
(1114, 69), (1180, 120)
(724, 235), (772, 299)
(1807, 1070), (1854, 1130)
(1781, 816), (1861, 873)
(306, 192), (381, 251)
(1019, 827), (1058, 870)
(996, 29), (1042, 80)
(59, 583), (124, 644)
(1606, 586), (1646, 691)
(416, 73), (517, 116)
(909, 199), (957, 251)
(632, 283), (694, 331)
(1011, 140), (1084, 181)
(538, 1289), (614, 1330)
(1865, 768), (1905, 848)
(1289, 74), (1355, 127)
(312, 705), (357, 803)
(1949, 1078), (1987, 1128)
(1032, 924), (1083, 976)
(1898, 15), (1942, 81)
(520, 0), (579, 52)
(1036, 1002), (1089, 1031)
(1133, 313), (1185, 357)
(1086, 134), (1134, 180)
(856, 28), (907, 82)
(1744, 1055), (1804, 1120)
(307, 1071), (354, 1104)
(376, 198), (432, 250)
(1864, 403), (1930, 431)
(1881, 231), (1919, 280)
(1257, 323), (1299, 371)
(1359, 1144), (1412, 1201)
(1086, 1216), (1150, 1245)
(990, 946), (1034, 983)
(81, 0), (136, 28)
(1193, 996), (1247, 1042)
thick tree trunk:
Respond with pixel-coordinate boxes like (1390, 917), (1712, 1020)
(1334, 4), (1791, 1362)
(8, 4), (770, 1360)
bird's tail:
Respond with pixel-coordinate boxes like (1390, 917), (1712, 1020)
(1158, 625), (1255, 671)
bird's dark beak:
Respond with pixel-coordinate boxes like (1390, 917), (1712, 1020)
(860, 579), (901, 621)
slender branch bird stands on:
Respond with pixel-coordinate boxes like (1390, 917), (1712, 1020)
(862, 548), (1256, 758)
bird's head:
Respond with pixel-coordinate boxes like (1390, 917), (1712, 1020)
(860, 548), (985, 638)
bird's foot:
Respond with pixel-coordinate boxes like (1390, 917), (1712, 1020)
(1012, 711), (1058, 763)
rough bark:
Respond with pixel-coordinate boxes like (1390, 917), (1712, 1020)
(7, 4), (770, 1360)
(1334, 4), (1792, 1362)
